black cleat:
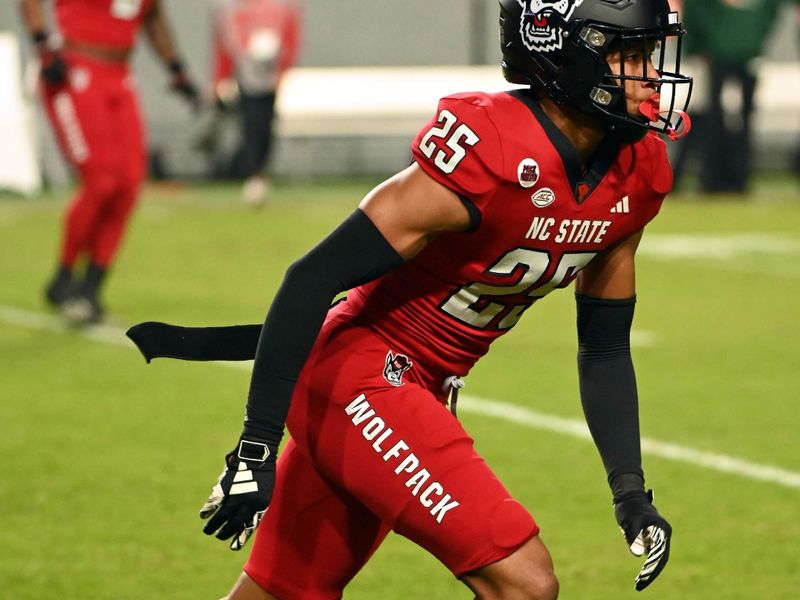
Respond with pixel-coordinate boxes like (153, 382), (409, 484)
(60, 287), (105, 327)
(44, 270), (75, 308)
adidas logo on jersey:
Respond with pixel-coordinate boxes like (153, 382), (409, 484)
(610, 196), (631, 214)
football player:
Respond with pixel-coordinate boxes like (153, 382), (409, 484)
(132, 0), (692, 597)
(210, 0), (302, 206)
(20, 0), (199, 325)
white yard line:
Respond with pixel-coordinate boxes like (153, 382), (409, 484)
(0, 304), (131, 347)
(2, 303), (798, 490)
(640, 233), (800, 260)
(459, 398), (800, 489)
(639, 233), (800, 279)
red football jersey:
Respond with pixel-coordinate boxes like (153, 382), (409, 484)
(56, 0), (154, 51)
(344, 90), (672, 384)
(212, 0), (301, 92)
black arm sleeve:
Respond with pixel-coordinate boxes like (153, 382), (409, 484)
(242, 209), (405, 444)
(576, 293), (644, 484)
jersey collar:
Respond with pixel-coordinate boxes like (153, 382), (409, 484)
(508, 89), (619, 205)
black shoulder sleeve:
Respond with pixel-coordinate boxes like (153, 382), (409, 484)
(456, 194), (482, 232)
(243, 209), (404, 444)
(576, 293), (644, 484)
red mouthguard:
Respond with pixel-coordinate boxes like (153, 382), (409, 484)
(639, 93), (661, 122)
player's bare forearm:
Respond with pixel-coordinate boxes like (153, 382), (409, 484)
(143, 0), (198, 107)
(575, 229), (643, 298)
(19, 0), (47, 37)
(142, 0), (181, 66)
(20, 0), (67, 85)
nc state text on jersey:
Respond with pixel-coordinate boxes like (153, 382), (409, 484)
(525, 217), (612, 245)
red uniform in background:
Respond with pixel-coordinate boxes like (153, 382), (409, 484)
(24, 0), (196, 325)
(243, 89), (671, 597)
(212, 0), (300, 93)
(56, 0), (151, 49)
(44, 0), (150, 277)
(210, 0), (301, 205)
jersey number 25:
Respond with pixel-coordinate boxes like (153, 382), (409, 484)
(419, 109), (480, 174)
(441, 249), (597, 330)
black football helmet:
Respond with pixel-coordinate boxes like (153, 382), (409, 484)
(499, 0), (692, 143)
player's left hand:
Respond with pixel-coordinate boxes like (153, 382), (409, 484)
(199, 437), (276, 551)
(614, 489), (672, 591)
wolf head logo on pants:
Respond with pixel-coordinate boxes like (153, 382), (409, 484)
(383, 351), (412, 386)
(516, 0), (585, 53)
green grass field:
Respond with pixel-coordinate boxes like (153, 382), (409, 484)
(1, 176), (798, 599)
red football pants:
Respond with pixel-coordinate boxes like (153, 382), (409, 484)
(244, 308), (539, 599)
(42, 50), (146, 268)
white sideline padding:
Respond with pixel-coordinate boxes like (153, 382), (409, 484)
(276, 65), (524, 137)
(276, 61), (800, 141)
(0, 32), (41, 196)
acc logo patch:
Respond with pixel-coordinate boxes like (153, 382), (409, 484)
(531, 187), (556, 208)
(383, 351), (413, 386)
(517, 158), (541, 188)
(516, 0), (586, 53)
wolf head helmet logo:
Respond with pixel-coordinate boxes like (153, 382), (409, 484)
(515, 0), (585, 53)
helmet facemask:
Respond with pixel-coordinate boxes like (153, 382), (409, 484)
(583, 17), (693, 143)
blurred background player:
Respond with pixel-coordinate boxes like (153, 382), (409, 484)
(20, 0), (199, 325)
(210, 0), (301, 206)
(676, 0), (796, 194)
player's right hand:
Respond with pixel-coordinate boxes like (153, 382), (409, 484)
(40, 50), (68, 85)
(614, 489), (672, 591)
(199, 437), (277, 551)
